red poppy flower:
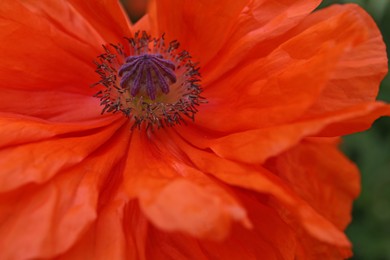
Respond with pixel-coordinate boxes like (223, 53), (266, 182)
(0, 0), (389, 259)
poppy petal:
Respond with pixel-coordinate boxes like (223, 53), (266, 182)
(66, 0), (132, 43)
(13, 0), (102, 45)
(0, 123), (130, 259)
(197, 3), (376, 133)
(198, 194), (297, 259)
(203, 0), (321, 82)
(0, 159), (97, 259)
(0, 117), (124, 192)
(0, 2), (96, 95)
(20, 0), (131, 44)
(294, 231), (352, 259)
(123, 131), (250, 240)
(145, 191), (297, 259)
(0, 114), (118, 147)
(0, 90), (104, 122)
(265, 138), (360, 230)
(147, 0), (248, 66)
(171, 131), (351, 248)
(140, 178), (250, 240)
(299, 4), (388, 116)
(205, 102), (390, 164)
(58, 198), (129, 260)
(197, 41), (343, 132)
(122, 201), (149, 260)
(0, 0), (129, 96)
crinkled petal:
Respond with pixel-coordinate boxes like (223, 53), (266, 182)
(0, 116), (124, 192)
(19, 0), (131, 44)
(0, 0), (130, 97)
(58, 197), (148, 260)
(145, 190), (297, 259)
(122, 201), (149, 260)
(293, 228), (353, 259)
(0, 123), (130, 259)
(265, 138), (360, 229)
(147, 0), (248, 66)
(0, 1), (130, 126)
(0, 114), (118, 147)
(0, 1), (95, 94)
(140, 178), (250, 241)
(0, 90), (104, 122)
(197, 2), (378, 133)
(170, 130), (351, 248)
(181, 102), (390, 165)
(0, 169), (96, 260)
(204, 0), (321, 82)
(197, 41), (342, 132)
(65, 0), (131, 43)
(300, 4), (388, 116)
(314, 102), (390, 137)
(123, 131), (250, 240)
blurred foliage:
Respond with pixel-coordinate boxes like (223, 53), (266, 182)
(123, 0), (390, 259)
(319, 1), (390, 259)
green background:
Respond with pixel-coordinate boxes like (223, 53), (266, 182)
(124, 0), (390, 258)
(319, 1), (390, 259)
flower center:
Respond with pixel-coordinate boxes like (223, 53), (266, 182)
(118, 53), (176, 100)
(93, 31), (205, 130)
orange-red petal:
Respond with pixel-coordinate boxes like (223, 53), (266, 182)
(0, 161), (94, 259)
(196, 3), (383, 133)
(197, 41), (343, 132)
(300, 4), (388, 116)
(65, 0), (131, 43)
(170, 130), (351, 248)
(0, 90), (105, 122)
(0, 2), (96, 95)
(265, 138), (360, 229)
(147, 0), (248, 67)
(57, 198), (149, 260)
(0, 0), (130, 97)
(203, 102), (390, 164)
(123, 131), (250, 240)
(203, 0), (321, 82)
(145, 191), (297, 259)
(0, 122), (130, 259)
(0, 116), (124, 192)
